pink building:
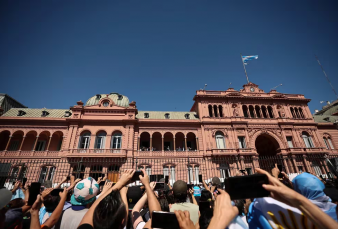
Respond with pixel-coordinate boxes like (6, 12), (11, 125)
(1, 83), (337, 186)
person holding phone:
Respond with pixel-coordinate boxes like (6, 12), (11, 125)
(169, 180), (199, 225)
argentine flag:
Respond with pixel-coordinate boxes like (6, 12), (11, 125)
(242, 55), (258, 65)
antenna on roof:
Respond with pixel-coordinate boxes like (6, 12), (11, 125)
(271, 84), (282, 91)
(229, 82), (232, 88)
(315, 55), (338, 99)
(203, 84), (207, 90)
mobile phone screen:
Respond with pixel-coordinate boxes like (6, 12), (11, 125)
(154, 182), (165, 190)
(198, 175), (202, 182)
(51, 188), (64, 196)
(131, 171), (144, 182)
(152, 211), (179, 229)
(28, 182), (41, 206)
(224, 174), (269, 200)
(22, 178), (27, 187)
(165, 176), (169, 184)
(187, 184), (193, 190)
(199, 201), (210, 211)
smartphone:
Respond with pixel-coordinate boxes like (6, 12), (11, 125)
(199, 201), (210, 211)
(187, 184), (193, 190)
(22, 178), (27, 187)
(224, 174), (269, 200)
(154, 182), (165, 190)
(131, 171), (144, 182)
(66, 176), (70, 180)
(51, 188), (64, 196)
(165, 176), (169, 184)
(198, 175), (202, 182)
(150, 175), (156, 182)
(278, 173), (283, 179)
(239, 169), (246, 174)
(28, 182), (41, 206)
(152, 211), (179, 229)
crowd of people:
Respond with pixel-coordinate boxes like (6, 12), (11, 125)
(1, 166), (338, 229)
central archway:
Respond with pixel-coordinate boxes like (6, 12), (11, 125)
(255, 134), (282, 171)
(255, 134), (280, 156)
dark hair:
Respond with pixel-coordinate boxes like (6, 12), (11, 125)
(44, 195), (60, 212)
(159, 198), (169, 212)
(93, 190), (127, 229)
(174, 192), (187, 203)
(166, 191), (175, 204)
(8, 198), (25, 209)
(200, 190), (212, 202)
(199, 208), (213, 229)
(234, 199), (245, 216)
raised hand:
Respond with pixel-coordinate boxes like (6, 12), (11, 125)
(149, 181), (156, 190)
(189, 188), (194, 196)
(139, 169), (149, 186)
(59, 188), (68, 200)
(102, 181), (114, 194)
(31, 194), (43, 213)
(174, 210), (195, 229)
(118, 169), (135, 186)
(41, 188), (53, 198)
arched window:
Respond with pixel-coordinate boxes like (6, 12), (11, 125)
(255, 106), (261, 118)
(219, 163), (230, 179)
(242, 105), (249, 118)
(111, 132), (122, 149)
(249, 106), (255, 118)
(299, 108), (305, 119)
(323, 137), (335, 149)
(208, 105), (213, 117)
(294, 108), (300, 119)
(215, 131), (226, 149)
(213, 105), (218, 117)
(218, 105), (223, 117)
(39, 166), (55, 183)
(290, 107), (296, 118)
(95, 131), (106, 149)
(302, 132), (314, 148)
(261, 106), (268, 118)
(78, 132), (91, 149)
(267, 106), (274, 118)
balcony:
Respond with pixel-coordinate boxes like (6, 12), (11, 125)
(0, 150), (61, 158)
(135, 150), (201, 158)
(67, 149), (127, 157)
(209, 148), (254, 156)
(285, 147), (326, 154)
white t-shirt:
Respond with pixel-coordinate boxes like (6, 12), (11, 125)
(60, 208), (88, 229)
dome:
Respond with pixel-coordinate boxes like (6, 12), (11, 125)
(85, 93), (130, 107)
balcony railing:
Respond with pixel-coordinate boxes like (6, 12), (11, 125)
(69, 149), (126, 155)
(0, 150), (61, 157)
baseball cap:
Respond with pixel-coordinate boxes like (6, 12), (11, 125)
(127, 186), (144, 209)
(173, 180), (187, 198)
(71, 177), (99, 206)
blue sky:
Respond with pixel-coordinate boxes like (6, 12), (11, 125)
(1, 0), (337, 113)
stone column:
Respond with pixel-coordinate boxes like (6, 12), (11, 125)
(59, 136), (65, 151)
(292, 155), (299, 173)
(302, 155), (310, 172)
(150, 137), (152, 151)
(162, 137), (164, 152)
(185, 137), (188, 151)
(253, 108), (257, 118)
(282, 156), (290, 174)
(32, 136), (39, 151)
(138, 137), (140, 151)
(196, 137), (199, 151)
(173, 137), (176, 151)
(18, 136), (26, 151)
(46, 136), (52, 151)
(240, 156), (245, 170)
(4, 135), (12, 151)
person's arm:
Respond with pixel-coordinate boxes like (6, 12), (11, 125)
(120, 186), (129, 227)
(202, 180), (209, 191)
(43, 188), (67, 228)
(54, 176), (68, 189)
(139, 169), (160, 218)
(78, 169), (135, 227)
(30, 195), (43, 229)
(174, 210), (195, 229)
(189, 189), (198, 206)
(21, 186), (32, 214)
(132, 182), (155, 229)
(256, 168), (338, 229)
(11, 181), (20, 193)
(280, 171), (293, 188)
(67, 178), (81, 192)
(207, 190), (238, 229)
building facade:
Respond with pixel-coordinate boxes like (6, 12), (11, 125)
(0, 83), (337, 186)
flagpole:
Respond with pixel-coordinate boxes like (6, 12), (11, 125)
(240, 53), (250, 83)
(315, 55), (338, 99)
